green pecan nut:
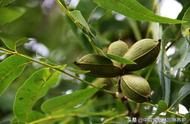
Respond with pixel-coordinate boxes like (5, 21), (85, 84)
(121, 74), (151, 103)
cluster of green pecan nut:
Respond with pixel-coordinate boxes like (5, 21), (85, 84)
(75, 39), (160, 103)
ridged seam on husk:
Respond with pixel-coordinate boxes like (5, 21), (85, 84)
(125, 41), (160, 61)
(121, 81), (147, 102)
(122, 77), (151, 98)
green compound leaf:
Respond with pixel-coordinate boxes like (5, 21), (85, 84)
(0, 55), (28, 95)
(41, 88), (98, 114)
(13, 68), (61, 122)
(0, 7), (26, 25)
(94, 0), (185, 24)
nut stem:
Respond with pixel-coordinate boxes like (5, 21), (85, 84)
(117, 76), (133, 115)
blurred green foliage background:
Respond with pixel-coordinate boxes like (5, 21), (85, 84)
(0, 0), (190, 123)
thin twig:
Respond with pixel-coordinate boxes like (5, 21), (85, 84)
(102, 112), (127, 124)
(0, 48), (115, 95)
